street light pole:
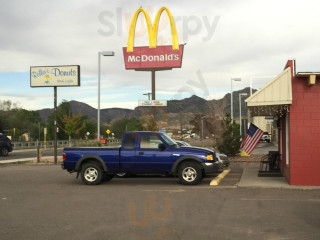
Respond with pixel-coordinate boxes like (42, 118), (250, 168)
(239, 93), (248, 137)
(230, 78), (241, 122)
(98, 51), (114, 141)
(201, 117), (204, 141)
(143, 93), (152, 100)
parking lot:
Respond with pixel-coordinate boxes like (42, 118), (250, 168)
(1, 164), (320, 240)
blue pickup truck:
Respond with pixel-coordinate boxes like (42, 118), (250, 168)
(62, 131), (221, 185)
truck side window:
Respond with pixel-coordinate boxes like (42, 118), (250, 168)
(123, 134), (136, 149)
(140, 135), (162, 149)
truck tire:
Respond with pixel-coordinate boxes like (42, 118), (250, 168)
(178, 162), (203, 185)
(0, 147), (8, 156)
(81, 162), (104, 185)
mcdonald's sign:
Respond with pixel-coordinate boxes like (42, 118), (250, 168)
(123, 7), (184, 70)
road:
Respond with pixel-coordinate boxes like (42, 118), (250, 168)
(0, 164), (319, 240)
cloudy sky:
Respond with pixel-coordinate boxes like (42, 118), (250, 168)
(1, 0), (320, 110)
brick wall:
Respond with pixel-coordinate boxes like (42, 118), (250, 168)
(289, 75), (320, 185)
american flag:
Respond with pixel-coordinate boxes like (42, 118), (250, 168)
(241, 123), (264, 155)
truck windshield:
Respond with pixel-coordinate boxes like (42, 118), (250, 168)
(161, 133), (177, 146)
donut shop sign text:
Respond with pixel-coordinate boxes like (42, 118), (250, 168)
(30, 65), (80, 87)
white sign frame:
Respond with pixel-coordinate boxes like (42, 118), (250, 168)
(30, 65), (80, 87)
(138, 100), (167, 107)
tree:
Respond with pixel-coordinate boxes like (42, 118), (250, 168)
(189, 114), (224, 140)
(142, 115), (158, 131)
(217, 114), (241, 155)
(0, 100), (42, 141)
(110, 118), (143, 139)
(0, 100), (20, 111)
(0, 100), (15, 133)
(81, 119), (96, 140)
(62, 113), (86, 145)
(47, 100), (71, 140)
(126, 117), (143, 132)
(47, 100), (99, 141)
(111, 119), (128, 139)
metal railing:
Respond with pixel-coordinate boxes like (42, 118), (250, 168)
(12, 139), (121, 149)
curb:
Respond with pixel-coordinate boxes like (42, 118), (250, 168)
(210, 169), (231, 186)
(0, 156), (63, 164)
(0, 158), (36, 164)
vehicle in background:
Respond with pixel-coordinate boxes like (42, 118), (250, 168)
(175, 140), (191, 147)
(215, 153), (230, 168)
(175, 140), (229, 168)
(0, 134), (13, 156)
(260, 132), (271, 143)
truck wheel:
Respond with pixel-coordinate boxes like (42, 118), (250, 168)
(81, 163), (103, 185)
(178, 162), (203, 185)
(0, 147), (8, 156)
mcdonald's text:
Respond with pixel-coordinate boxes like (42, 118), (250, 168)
(128, 54), (179, 63)
(123, 45), (184, 70)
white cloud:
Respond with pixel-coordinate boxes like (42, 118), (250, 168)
(1, 0), (320, 110)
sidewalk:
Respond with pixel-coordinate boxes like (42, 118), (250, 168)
(0, 156), (63, 164)
(238, 169), (320, 189)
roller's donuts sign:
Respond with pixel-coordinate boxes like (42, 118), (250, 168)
(123, 7), (184, 70)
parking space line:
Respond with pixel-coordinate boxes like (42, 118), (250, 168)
(210, 169), (231, 186)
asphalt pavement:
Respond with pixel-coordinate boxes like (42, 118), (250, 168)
(1, 164), (320, 240)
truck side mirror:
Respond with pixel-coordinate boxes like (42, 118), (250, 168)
(158, 143), (166, 151)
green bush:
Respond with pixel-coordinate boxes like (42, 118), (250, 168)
(217, 114), (241, 156)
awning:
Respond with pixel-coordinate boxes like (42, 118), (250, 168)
(245, 67), (292, 117)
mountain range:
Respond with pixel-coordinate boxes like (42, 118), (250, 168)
(37, 87), (254, 125)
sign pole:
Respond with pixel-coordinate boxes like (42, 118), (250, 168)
(44, 128), (47, 150)
(97, 52), (101, 141)
(30, 65), (80, 164)
(152, 70), (156, 100)
(151, 70), (156, 126)
(54, 87), (57, 164)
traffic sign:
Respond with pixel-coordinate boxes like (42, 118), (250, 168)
(106, 129), (111, 134)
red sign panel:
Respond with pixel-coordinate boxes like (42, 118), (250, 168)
(123, 45), (184, 70)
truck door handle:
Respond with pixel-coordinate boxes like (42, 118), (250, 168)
(139, 152), (144, 155)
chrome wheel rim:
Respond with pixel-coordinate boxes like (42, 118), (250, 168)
(84, 167), (98, 182)
(182, 167), (197, 182)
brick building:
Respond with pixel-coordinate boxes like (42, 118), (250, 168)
(246, 59), (320, 186)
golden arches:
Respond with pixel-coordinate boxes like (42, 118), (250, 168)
(127, 7), (179, 52)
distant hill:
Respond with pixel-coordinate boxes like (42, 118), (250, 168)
(37, 100), (133, 123)
(37, 87), (255, 124)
